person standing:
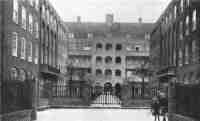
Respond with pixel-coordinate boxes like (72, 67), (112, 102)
(151, 97), (160, 121)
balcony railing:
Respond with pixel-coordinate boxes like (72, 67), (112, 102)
(126, 63), (141, 69)
(126, 51), (149, 57)
(72, 62), (92, 68)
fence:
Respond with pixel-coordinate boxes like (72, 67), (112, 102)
(52, 85), (93, 98)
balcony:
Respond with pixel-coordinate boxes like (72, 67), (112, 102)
(126, 51), (149, 57)
(126, 64), (141, 69)
(72, 62), (92, 68)
(68, 49), (92, 56)
(40, 64), (60, 76)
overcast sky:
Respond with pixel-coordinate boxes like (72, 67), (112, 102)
(49, 0), (171, 23)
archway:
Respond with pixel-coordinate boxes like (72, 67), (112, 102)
(115, 83), (121, 98)
(104, 82), (113, 93)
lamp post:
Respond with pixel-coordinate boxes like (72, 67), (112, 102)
(67, 61), (74, 97)
(66, 59), (79, 97)
(136, 60), (149, 98)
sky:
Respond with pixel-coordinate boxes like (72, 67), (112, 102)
(49, 0), (171, 23)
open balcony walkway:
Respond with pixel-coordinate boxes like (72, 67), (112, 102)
(36, 108), (167, 121)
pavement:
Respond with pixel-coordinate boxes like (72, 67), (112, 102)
(36, 108), (168, 121)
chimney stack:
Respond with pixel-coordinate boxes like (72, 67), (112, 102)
(77, 16), (81, 23)
(138, 17), (142, 24)
(106, 14), (114, 26)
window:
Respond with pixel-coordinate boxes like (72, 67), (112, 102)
(69, 33), (74, 38)
(180, 0), (184, 12)
(174, 6), (177, 19)
(173, 50), (177, 66)
(178, 48), (183, 66)
(115, 57), (122, 64)
(11, 32), (18, 57)
(88, 33), (93, 38)
(19, 69), (26, 82)
(35, 0), (39, 10)
(115, 70), (121, 77)
(29, 0), (35, 7)
(185, 45), (189, 64)
(13, 0), (19, 23)
(21, 7), (27, 30)
(187, 0), (190, 7)
(42, 5), (45, 18)
(35, 44), (39, 64)
(96, 43), (102, 50)
(29, 14), (33, 33)
(179, 21), (183, 40)
(192, 40), (198, 63)
(27, 41), (32, 62)
(116, 44), (122, 51)
(35, 22), (39, 38)
(135, 46), (140, 52)
(21, 38), (26, 59)
(105, 69), (112, 76)
(105, 56), (112, 64)
(10, 67), (18, 80)
(185, 16), (189, 35)
(106, 43), (112, 51)
(96, 56), (102, 63)
(192, 9), (197, 31)
(96, 69), (102, 76)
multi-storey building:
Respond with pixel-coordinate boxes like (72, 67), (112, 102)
(0, 0), (40, 120)
(150, 0), (200, 121)
(0, 0), (68, 121)
(65, 15), (153, 105)
(37, 0), (68, 109)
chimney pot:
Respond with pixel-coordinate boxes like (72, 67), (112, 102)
(106, 14), (114, 26)
(77, 16), (81, 23)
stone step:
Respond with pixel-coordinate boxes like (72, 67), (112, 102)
(91, 93), (122, 107)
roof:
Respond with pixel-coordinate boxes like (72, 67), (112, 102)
(65, 22), (154, 38)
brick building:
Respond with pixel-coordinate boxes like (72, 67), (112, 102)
(0, 0), (68, 121)
(150, 0), (200, 120)
(37, 0), (68, 109)
(65, 15), (153, 106)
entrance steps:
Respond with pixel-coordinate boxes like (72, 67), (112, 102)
(90, 92), (122, 108)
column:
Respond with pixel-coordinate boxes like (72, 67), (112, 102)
(168, 77), (177, 121)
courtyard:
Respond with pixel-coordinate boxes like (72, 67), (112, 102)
(37, 109), (167, 121)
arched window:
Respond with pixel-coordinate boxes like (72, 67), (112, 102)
(115, 70), (121, 76)
(11, 32), (18, 57)
(105, 43), (112, 51)
(105, 69), (112, 76)
(10, 67), (18, 80)
(13, 0), (19, 23)
(19, 69), (26, 82)
(96, 69), (102, 76)
(105, 56), (112, 64)
(96, 43), (102, 50)
(116, 44), (122, 51)
(21, 37), (26, 59)
(115, 56), (122, 64)
(96, 56), (102, 63)
(27, 41), (32, 62)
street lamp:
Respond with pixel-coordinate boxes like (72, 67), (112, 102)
(136, 60), (149, 98)
(66, 59), (79, 97)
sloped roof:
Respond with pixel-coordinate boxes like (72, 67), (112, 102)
(65, 22), (154, 38)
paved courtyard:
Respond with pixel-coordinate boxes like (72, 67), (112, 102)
(37, 109), (167, 121)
